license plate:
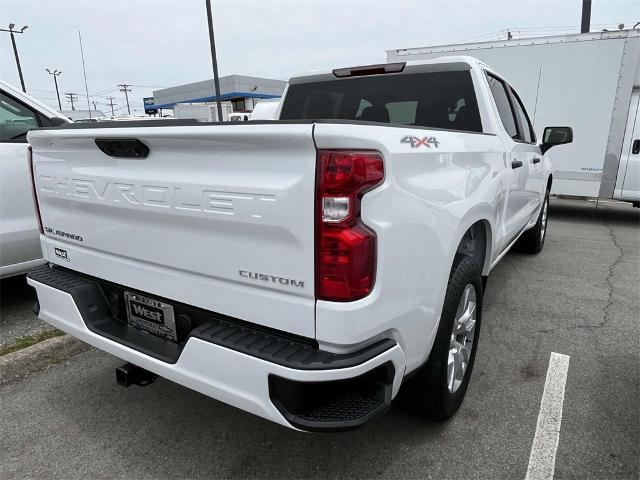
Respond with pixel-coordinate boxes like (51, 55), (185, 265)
(124, 292), (177, 342)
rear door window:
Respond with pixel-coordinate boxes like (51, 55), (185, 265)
(485, 73), (518, 139)
(281, 70), (483, 133)
(509, 87), (536, 143)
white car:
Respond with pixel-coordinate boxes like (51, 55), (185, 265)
(0, 80), (69, 278)
(26, 57), (571, 431)
(249, 98), (280, 120)
(228, 112), (250, 122)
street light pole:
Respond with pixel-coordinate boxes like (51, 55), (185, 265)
(1, 24), (28, 92)
(581, 0), (592, 33)
(46, 69), (62, 111)
(205, 0), (223, 122)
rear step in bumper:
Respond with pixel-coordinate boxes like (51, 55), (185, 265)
(27, 264), (406, 431)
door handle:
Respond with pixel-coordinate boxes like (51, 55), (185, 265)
(511, 160), (523, 169)
(95, 139), (149, 158)
(532, 157), (541, 164)
(633, 139), (640, 155)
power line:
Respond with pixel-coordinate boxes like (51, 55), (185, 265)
(462, 21), (640, 43)
(28, 87), (58, 93)
(462, 29), (508, 43)
(118, 84), (132, 115)
(90, 85), (119, 96)
(130, 84), (168, 89)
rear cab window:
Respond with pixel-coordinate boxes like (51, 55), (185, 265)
(280, 71), (483, 133)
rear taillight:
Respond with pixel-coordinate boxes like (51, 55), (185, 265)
(316, 150), (384, 301)
(28, 146), (44, 234)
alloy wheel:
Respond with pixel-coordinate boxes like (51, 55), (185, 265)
(447, 284), (477, 393)
(540, 196), (549, 242)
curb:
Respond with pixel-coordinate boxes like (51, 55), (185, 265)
(0, 335), (91, 386)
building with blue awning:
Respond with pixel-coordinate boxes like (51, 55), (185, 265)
(148, 74), (286, 113)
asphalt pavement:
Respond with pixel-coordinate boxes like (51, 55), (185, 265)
(0, 198), (638, 479)
(0, 273), (56, 350)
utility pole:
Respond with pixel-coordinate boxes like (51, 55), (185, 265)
(0, 23), (28, 92)
(581, 0), (592, 33)
(45, 69), (62, 111)
(106, 97), (116, 117)
(118, 84), (132, 115)
(205, 0), (223, 122)
(64, 92), (78, 110)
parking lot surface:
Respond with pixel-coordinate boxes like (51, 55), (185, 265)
(0, 273), (56, 350)
(0, 198), (638, 479)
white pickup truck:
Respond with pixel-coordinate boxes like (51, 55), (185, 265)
(0, 79), (70, 278)
(26, 56), (571, 431)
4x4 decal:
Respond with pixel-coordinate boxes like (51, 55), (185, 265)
(401, 136), (440, 148)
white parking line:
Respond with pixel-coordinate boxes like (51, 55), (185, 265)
(525, 352), (571, 480)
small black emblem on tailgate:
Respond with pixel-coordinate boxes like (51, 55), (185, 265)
(54, 247), (69, 261)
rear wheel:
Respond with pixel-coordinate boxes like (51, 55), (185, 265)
(400, 254), (483, 420)
(515, 189), (550, 254)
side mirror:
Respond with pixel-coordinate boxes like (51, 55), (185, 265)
(541, 126), (573, 154)
(48, 117), (68, 127)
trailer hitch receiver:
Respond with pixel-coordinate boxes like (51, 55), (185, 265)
(116, 363), (158, 387)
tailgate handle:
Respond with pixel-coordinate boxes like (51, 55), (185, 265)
(95, 139), (149, 158)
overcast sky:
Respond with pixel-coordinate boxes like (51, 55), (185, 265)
(0, 0), (637, 114)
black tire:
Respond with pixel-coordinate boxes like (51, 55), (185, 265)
(399, 254), (483, 421)
(515, 189), (550, 254)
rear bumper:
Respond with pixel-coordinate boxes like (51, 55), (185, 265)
(27, 264), (405, 431)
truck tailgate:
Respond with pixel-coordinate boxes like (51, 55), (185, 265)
(28, 123), (317, 338)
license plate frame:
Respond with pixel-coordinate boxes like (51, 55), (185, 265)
(124, 291), (178, 342)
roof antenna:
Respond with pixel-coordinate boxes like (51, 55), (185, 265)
(78, 30), (91, 120)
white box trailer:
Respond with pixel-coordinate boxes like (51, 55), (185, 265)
(387, 30), (640, 204)
(173, 102), (233, 123)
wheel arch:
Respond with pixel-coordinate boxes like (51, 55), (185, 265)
(454, 219), (492, 278)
